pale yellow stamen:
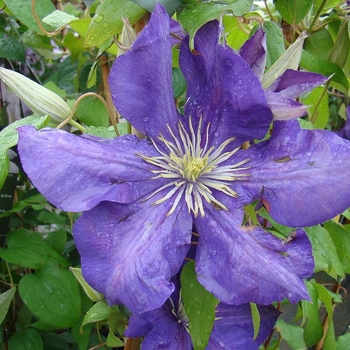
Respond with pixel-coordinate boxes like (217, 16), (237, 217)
(138, 117), (250, 217)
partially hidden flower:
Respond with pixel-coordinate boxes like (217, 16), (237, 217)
(125, 273), (280, 350)
(17, 4), (350, 314)
(238, 29), (327, 120)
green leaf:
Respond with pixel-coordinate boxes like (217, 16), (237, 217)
(300, 50), (349, 92)
(19, 264), (81, 329)
(181, 261), (219, 350)
(75, 96), (109, 127)
(274, 0), (313, 25)
(336, 333), (350, 350)
(0, 193), (47, 218)
(70, 267), (104, 303)
(178, 1), (253, 50)
(132, 0), (182, 14)
(84, 126), (120, 138)
(263, 21), (285, 69)
(312, 281), (336, 350)
(305, 225), (344, 278)
(108, 306), (128, 339)
(0, 115), (49, 189)
(249, 303), (260, 340)
(172, 67), (187, 98)
(8, 328), (43, 350)
(224, 16), (250, 51)
(81, 301), (112, 329)
(0, 36), (25, 62)
(84, 0), (146, 48)
(304, 29), (334, 60)
(42, 10), (78, 31)
(0, 229), (69, 269)
(0, 287), (16, 324)
(275, 319), (307, 349)
(302, 281), (323, 346)
(302, 86), (329, 129)
(4, 0), (56, 33)
(324, 220), (350, 273)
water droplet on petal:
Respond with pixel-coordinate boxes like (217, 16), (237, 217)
(225, 59), (233, 67)
(142, 116), (149, 122)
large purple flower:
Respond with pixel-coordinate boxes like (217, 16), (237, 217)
(17, 5), (350, 314)
(125, 273), (280, 349)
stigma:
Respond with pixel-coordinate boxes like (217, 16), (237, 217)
(138, 117), (250, 217)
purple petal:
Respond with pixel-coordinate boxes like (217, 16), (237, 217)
(109, 4), (181, 139)
(170, 18), (185, 45)
(126, 308), (192, 349)
(194, 204), (313, 305)
(180, 21), (273, 144)
(207, 303), (280, 349)
(238, 28), (267, 80)
(267, 69), (327, 99)
(17, 126), (162, 212)
(264, 90), (308, 120)
(245, 120), (350, 227)
(74, 198), (192, 313)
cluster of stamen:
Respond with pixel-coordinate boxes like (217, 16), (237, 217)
(138, 117), (250, 217)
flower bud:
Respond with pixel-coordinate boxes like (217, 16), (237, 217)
(70, 267), (104, 302)
(118, 17), (137, 56)
(0, 67), (71, 123)
(328, 18), (350, 68)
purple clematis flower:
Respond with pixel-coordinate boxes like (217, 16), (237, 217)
(17, 4), (350, 314)
(239, 28), (328, 120)
(125, 273), (280, 349)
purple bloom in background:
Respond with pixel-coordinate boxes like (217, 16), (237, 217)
(125, 274), (280, 349)
(239, 28), (328, 120)
(17, 4), (350, 314)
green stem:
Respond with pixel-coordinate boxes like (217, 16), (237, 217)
(68, 119), (85, 132)
(308, 0), (328, 33)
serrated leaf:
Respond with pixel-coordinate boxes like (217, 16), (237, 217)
(178, 1), (253, 50)
(0, 228), (69, 269)
(274, 0), (313, 25)
(19, 264), (81, 329)
(0, 115), (49, 189)
(0, 287), (16, 324)
(181, 261), (219, 350)
(42, 10), (78, 31)
(4, 0), (55, 33)
(85, 0), (146, 48)
(81, 301), (111, 330)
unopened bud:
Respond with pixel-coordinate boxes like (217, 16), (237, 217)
(262, 32), (308, 89)
(70, 267), (104, 302)
(328, 18), (350, 68)
(0, 67), (71, 123)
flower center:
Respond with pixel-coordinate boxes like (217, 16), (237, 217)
(138, 117), (250, 217)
